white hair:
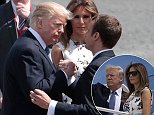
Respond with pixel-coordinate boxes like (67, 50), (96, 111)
(106, 64), (124, 80)
(29, 1), (72, 27)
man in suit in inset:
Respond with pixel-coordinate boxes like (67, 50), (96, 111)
(30, 14), (123, 115)
(92, 65), (129, 115)
(1, 2), (74, 115)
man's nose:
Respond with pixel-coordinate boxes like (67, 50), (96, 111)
(58, 25), (64, 33)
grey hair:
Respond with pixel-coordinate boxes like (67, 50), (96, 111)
(106, 64), (124, 81)
(29, 2), (73, 27)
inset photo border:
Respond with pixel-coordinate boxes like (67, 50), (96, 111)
(91, 54), (154, 114)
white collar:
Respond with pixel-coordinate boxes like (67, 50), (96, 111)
(110, 87), (122, 96)
(28, 27), (47, 50)
(93, 49), (112, 59)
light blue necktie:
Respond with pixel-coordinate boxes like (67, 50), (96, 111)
(108, 91), (116, 115)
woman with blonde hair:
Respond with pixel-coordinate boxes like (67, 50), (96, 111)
(51, 0), (98, 77)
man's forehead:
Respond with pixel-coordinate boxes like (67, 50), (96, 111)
(106, 68), (118, 73)
(51, 15), (67, 22)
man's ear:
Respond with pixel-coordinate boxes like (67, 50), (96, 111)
(36, 18), (43, 29)
(93, 32), (100, 40)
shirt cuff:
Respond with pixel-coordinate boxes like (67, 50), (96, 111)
(47, 100), (58, 115)
(67, 76), (75, 86)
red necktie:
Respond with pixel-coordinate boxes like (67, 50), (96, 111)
(14, 0), (32, 38)
(14, 16), (22, 38)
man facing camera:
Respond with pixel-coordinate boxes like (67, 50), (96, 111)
(1, 2), (74, 115)
(92, 65), (129, 115)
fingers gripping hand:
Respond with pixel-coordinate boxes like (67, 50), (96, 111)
(30, 89), (51, 109)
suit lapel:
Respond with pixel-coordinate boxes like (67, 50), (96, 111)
(39, 48), (57, 72)
(119, 90), (128, 111)
(23, 30), (57, 72)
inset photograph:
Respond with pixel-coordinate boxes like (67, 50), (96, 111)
(91, 54), (154, 115)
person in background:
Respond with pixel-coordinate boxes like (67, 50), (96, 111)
(0, 0), (32, 111)
(1, 2), (74, 115)
(123, 63), (152, 115)
(0, 91), (2, 114)
(30, 14), (122, 115)
(0, 0), (6, 5)
(92, 65), (129, 115)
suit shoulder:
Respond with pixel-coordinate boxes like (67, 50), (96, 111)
(93, 83), (108, 90)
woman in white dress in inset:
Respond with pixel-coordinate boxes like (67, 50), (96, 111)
(123, 63), (152, 115)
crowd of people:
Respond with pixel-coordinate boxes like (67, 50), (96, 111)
(0, 0), (153, 115)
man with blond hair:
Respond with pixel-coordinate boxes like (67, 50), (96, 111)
(2, 2), (74, 115)
(92, 65), (128, 115)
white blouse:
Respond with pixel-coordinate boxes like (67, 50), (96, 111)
(56, 39), (93, 77)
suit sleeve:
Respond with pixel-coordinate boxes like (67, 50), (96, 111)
(55, 102), (100, 115)
(15, 46), (67, 99)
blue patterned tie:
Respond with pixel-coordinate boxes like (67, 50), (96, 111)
(108, 91), (116, 115)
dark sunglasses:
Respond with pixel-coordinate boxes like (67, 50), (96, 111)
(127, 71), (139, 77)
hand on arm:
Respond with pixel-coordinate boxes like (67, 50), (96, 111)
(0, 96), (2, 109)
(30, 89), (51, 109)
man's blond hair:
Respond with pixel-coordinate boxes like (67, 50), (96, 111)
(29, 2), (72, 27)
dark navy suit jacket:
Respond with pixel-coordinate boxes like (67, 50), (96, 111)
(2, 30), (67, 115)
(92, 83), (128, 114)
(55, 50), (115, 115)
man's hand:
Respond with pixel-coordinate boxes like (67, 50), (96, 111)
(16, 2), (30, 19)
(0, 96), (2, 109)
(30, 89), (51, 109)
(58, 59), (77, 78)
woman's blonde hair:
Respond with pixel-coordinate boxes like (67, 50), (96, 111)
(59, 0), (98, 48)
